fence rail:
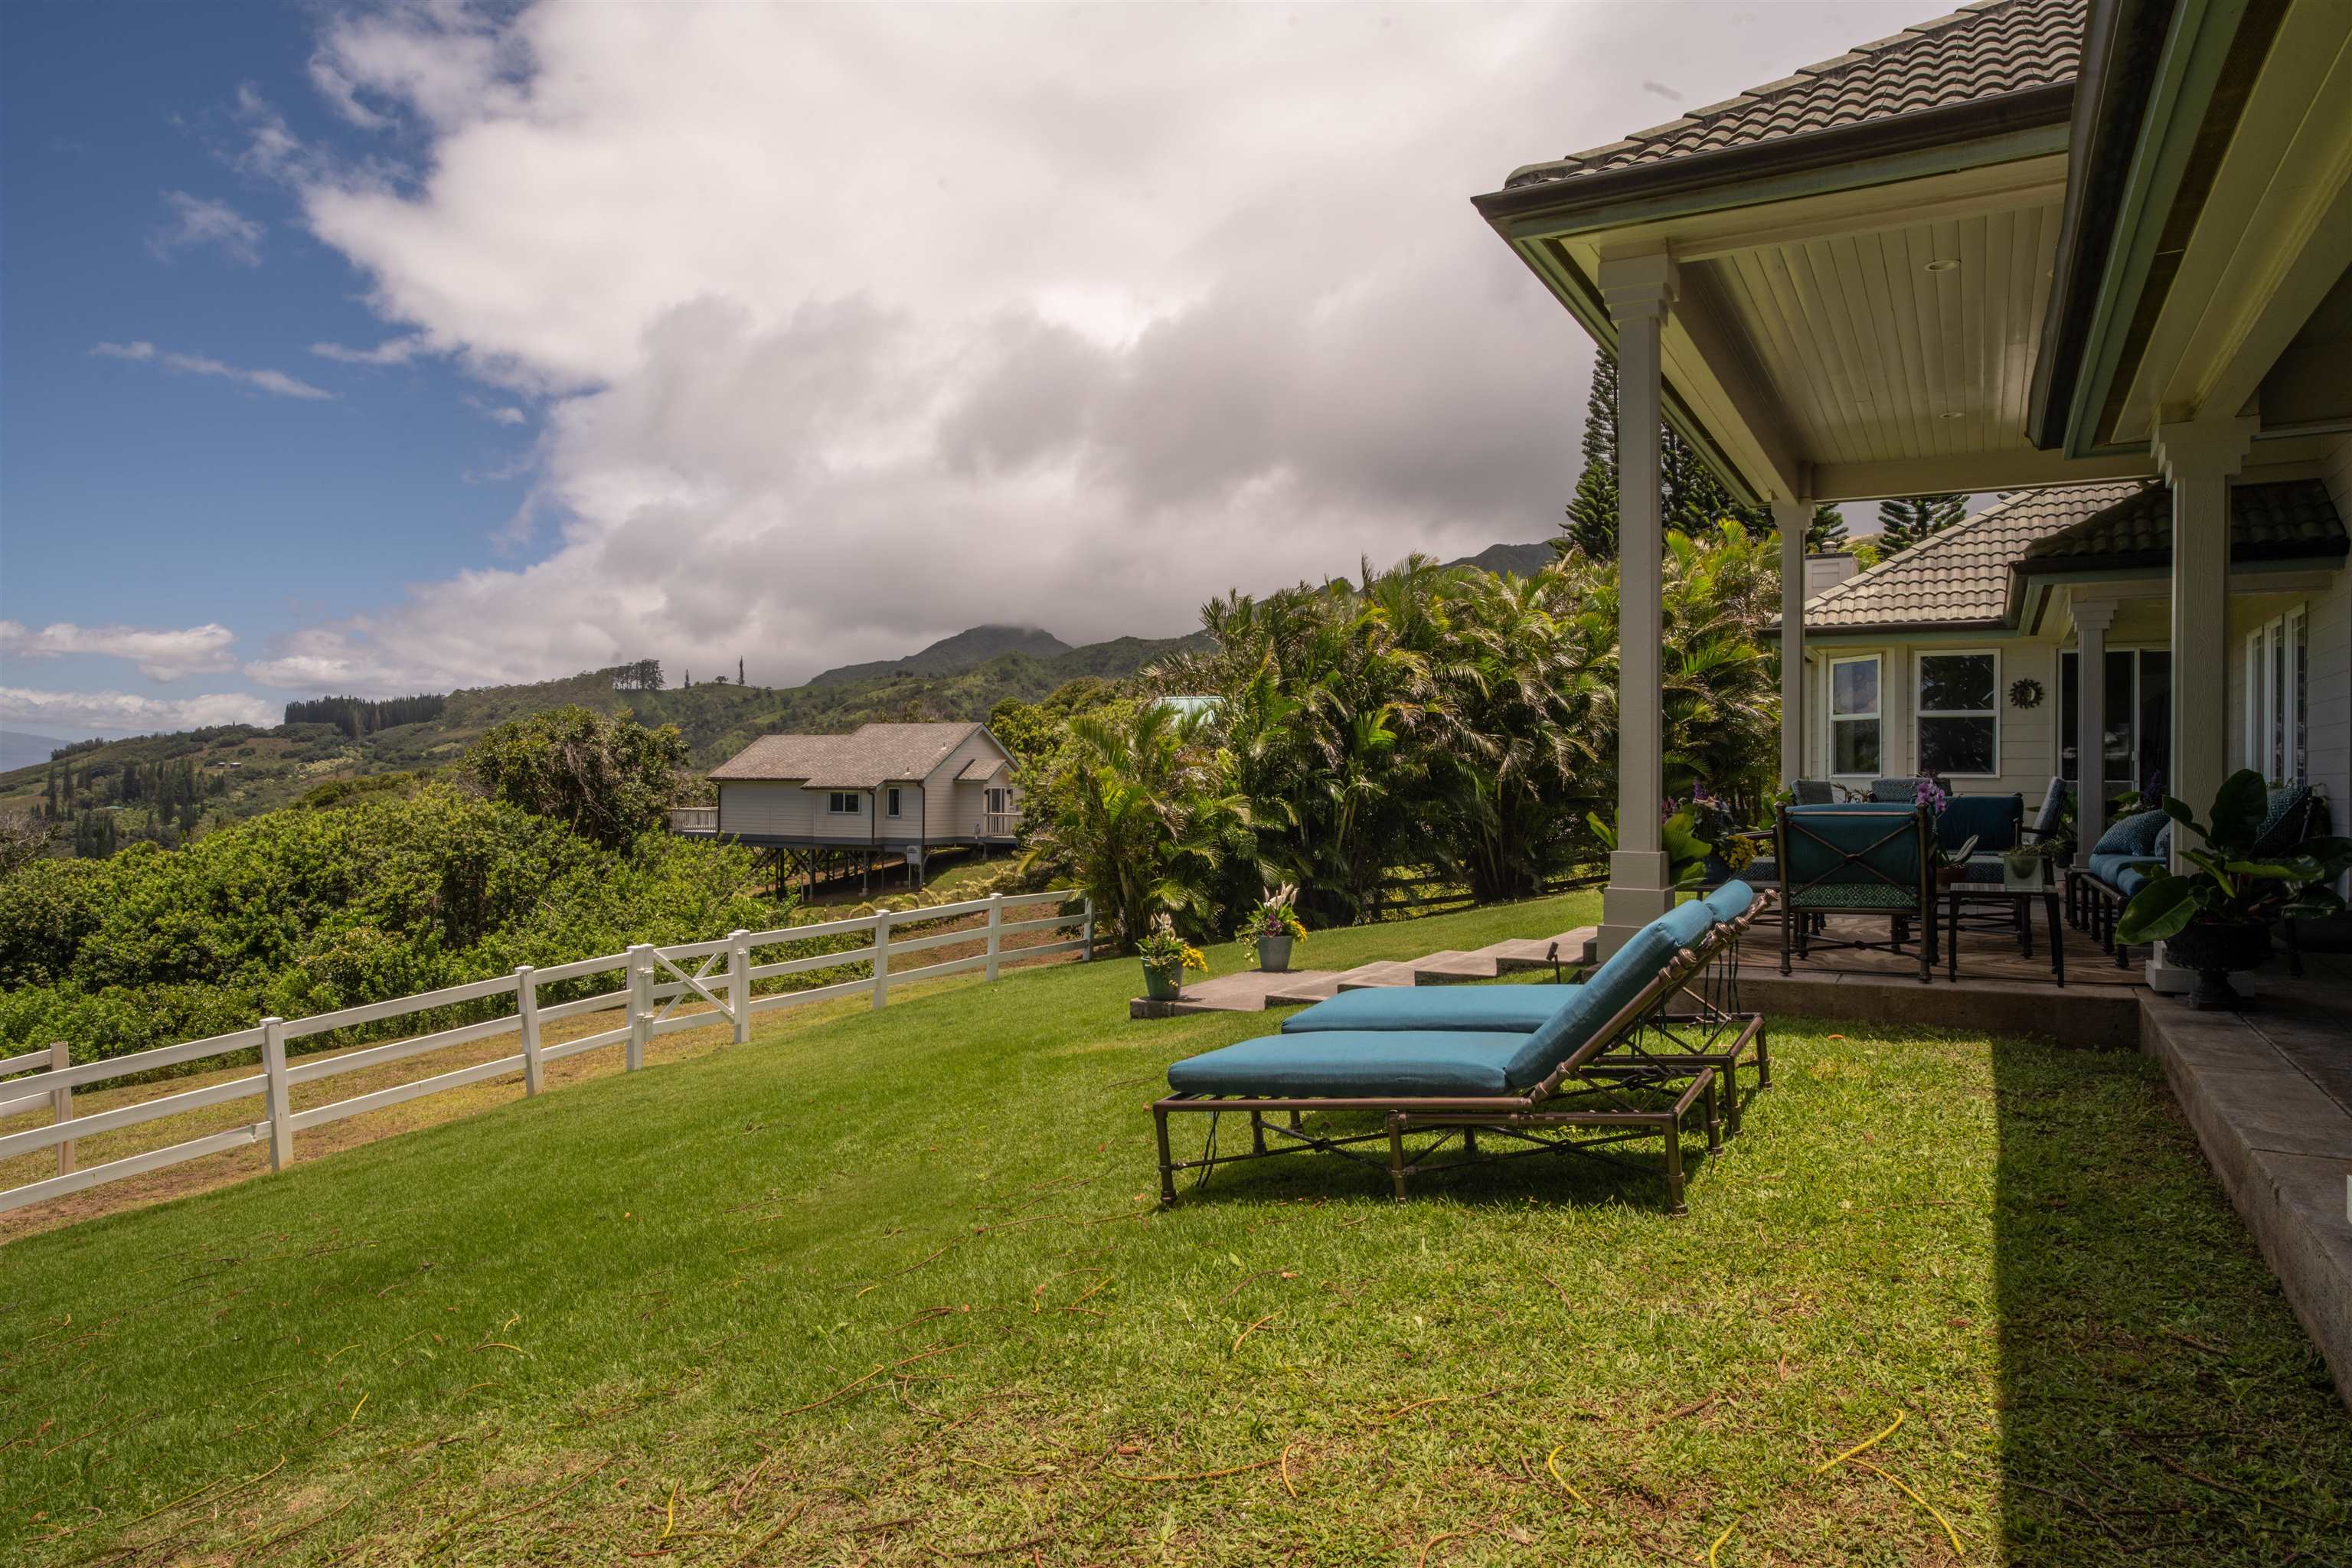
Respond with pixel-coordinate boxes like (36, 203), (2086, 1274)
(0, 890), (1093, 1217)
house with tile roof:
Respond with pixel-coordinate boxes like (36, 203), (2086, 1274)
(694, 721), (1019, 887)
(1473, 0), (2352, 970)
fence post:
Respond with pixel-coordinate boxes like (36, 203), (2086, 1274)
(985, 893), (1004, 982)
(48, 1040), (73, 1176)
(729, 929), (752, 1044)
(1080, 897), (1095, 961)
(627, 945), (651, 1070)
(871, 909), (892, 1009)
(260, 1017), (292, 1171)
(517, 966), (542, 1096)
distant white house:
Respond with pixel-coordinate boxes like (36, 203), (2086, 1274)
(678, 721), (1019, 888)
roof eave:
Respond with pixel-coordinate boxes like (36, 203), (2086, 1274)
(1472, 83), (2076, 230)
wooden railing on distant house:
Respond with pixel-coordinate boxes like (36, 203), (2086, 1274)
(668, 805), (720, 834)
(979, 810), (1022, 838)
(0, 890), (1092, 1217)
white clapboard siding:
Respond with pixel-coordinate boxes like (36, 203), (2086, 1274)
(2, 893), (1089, 1215)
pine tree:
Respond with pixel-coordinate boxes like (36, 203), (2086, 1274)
(1808, 505), (1849, 553)
(738, 658), (746, 686)
(1875, 493), (1968, 554)
(1560, 351), (1620, 557)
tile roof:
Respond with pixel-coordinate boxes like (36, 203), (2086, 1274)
(710, 722), (985, 789)
(1782, 480), (2149, 632)
(2019, 479), (2348, 570)
(1504, 0), (2084, 188)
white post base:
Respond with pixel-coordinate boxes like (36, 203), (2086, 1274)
(2145, 941), (2197, 995)
(1598, 849), (1675, 958)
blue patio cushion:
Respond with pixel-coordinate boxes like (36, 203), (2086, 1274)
(2028, 776), (2067, 837)
(1782, 805), (1926, 890)
(2086, 851), (2161, 891)
(1939, 793), (2022, 855)
(2115, 864), (2151, 899)
(2152, 822), (2171, 862)
(1702, 880), (1758, 923)
(1280, 985), (1579, 1035)
(1166, 1031), (1534, 1098)
(2093, 808), (2167, 857)
(2251, 784), (2316, 855)
(1501, 901), (1712, 1083)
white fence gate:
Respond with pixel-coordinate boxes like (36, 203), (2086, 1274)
(0, 890), (1091, 1217)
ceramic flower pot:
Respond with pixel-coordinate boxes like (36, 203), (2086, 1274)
(1256, 934), (1293, 973)
(1142, 962), (1185, 1002)
(2000, 853), (2042, 891)
(2163, 919), (2273, 1011)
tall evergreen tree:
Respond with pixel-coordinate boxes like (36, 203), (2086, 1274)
(1560, 351), (1619, 557)
(1807, 505), (1849, 553)
(1875, 493), (1968, 554)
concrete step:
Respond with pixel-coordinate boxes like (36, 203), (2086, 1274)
(1263, 974), (1344, 1006)
(1408, 950), (1501, 983)
(1334, 961), (1420, 991)
(1127, 969), (1339, 1019)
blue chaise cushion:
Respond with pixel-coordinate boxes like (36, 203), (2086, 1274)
(1165, 1031), (1537, 1098)
(1280, 984), (1579, 1034)
(1701, 880), (1757, 923)
(2093, 808), (2167, 857)
(2086, 851), (2159, 896)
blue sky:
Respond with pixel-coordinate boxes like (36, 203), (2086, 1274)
(2, 2), (1938, 744)
(2, 0), (536, 737)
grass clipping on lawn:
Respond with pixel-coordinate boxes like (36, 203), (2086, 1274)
(4, 890), (2350, 1565)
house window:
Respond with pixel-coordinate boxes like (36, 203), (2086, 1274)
(2060, 648), (2171, 804)
(1827, 655), (1880, 776)
(1916, 652), (1998, 777)
(2245, 605), (2308, 784)
(885, 787), (903, 818)
(827, 791), (861, 815)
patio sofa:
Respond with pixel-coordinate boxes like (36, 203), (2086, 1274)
(2078, 785), (2330, 974)
(1152, 889), (1765, 1214)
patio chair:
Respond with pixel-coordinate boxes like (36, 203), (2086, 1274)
(1869, 776), (1934, 803)
(1792, 779), (1837, 805)
(1940, 792), (2024, 882)
(1775, 802), (1936, 982)
(1272, 883), (1771, 1131)
(1152, 898), (1761, 1214)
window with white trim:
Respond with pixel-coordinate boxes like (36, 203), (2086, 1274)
(827, 791), (862, 815)
(1828, 655), (1880, 776)
(885, 786), (903, 818)
(2244, 604), (2308, 784)
(1916, 651), (1998, 778)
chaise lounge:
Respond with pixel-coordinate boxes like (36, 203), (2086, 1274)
(1151, 887), (1766, 1214)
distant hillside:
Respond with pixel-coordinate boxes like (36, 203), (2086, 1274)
(0, 730), (72, 772)
(1443, 541), (1555, 576)
(809, 624), (1072, 686)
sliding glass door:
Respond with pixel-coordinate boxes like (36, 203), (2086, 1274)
(2060, 648), (2171, 805)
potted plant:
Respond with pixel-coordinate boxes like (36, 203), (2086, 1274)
(2115, 769), (2352, 1010)
(1235, 884), (1308, 972)
(1911, 776), (1981, 887)
(1136, 914), (1207, 1002)
(1998, 843), (2046, 892)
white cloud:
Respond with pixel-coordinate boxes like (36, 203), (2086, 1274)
(255, 1), (1928, 695)
(93, 341), (336, 400)
(312, 332), (433, 365)
(151, 191), (265, 265)
(0, 687), (279, 737)
(0, 620), (240, 681)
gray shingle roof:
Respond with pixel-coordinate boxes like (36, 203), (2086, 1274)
(1786, 481), (2149, 632)
(956, 755), (1008, 782)
(710, 722), (985, 789)
(1504, 0), (2084, 189)
(2019, 479), (2348, 570)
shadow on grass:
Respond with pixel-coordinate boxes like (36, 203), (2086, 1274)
(1991, 1038), (2351, 1564)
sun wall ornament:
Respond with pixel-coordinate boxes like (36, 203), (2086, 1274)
(2008, 677), (2045, 711)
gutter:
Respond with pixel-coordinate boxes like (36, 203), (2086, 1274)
(1472, 84), (2076, 230)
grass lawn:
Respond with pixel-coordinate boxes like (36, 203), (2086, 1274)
(5, 890), (2347, 1565)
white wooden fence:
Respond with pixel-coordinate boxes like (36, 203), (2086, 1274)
(0, 890), (1091, 1217)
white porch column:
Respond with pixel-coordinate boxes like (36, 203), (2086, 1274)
(1772, 498), (1812, 790)
(1596, 253), (1678, 957)
(2071, 597), (2118, 854)
(2147, 416), (2254, 991)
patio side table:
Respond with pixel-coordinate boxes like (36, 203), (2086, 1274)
(1944, 879), (2065, 987)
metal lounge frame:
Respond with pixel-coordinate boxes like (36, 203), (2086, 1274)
(1151, 912), (1765, 1216)
(1600, 897), (1771, 1135)
(1775, 804), (1937, 983)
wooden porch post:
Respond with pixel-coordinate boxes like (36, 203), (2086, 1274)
(2072, 597), (2118, 854)
(1596, 252), (1678, 958)
(1772, 498), (1811, 791)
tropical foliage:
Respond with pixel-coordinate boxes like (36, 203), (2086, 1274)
(462, 704), (691, 851)
(2115, 770), (2352, 944)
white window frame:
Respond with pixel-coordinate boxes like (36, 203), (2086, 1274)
(1825, 654), (1883, 779)
(2244, 603), (2308, 785)
(1914, 648), (2001, 780)
(885, 786), (903, 818)
(826, 790), (862, 816)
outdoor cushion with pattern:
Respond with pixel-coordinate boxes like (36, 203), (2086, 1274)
(1792, 781), (1835, 805)
(2152, 822), (2172, 862)
(2092, 808), (2167, 858)
(1870, 778), (1924, 803)
(1738, 857), (1779, 884)
(2251, 785), (2315, 856)
(1279, 985), (1579, 1035)
(1788, 880), (1919, 910)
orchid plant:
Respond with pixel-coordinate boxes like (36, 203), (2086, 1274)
(1137, 913), (1208, 977)
(1234, 883), (1308, 944)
